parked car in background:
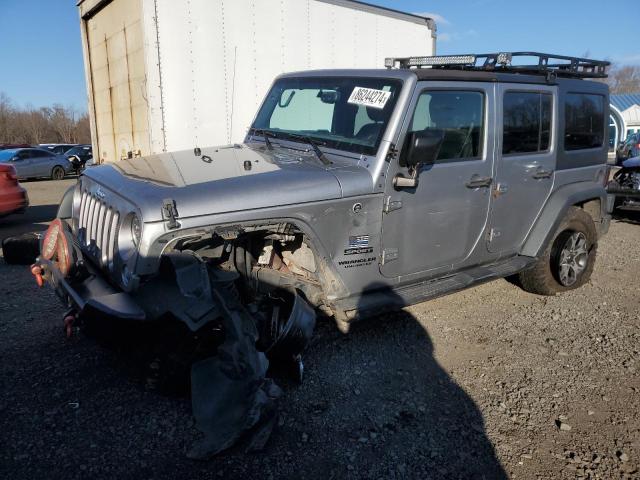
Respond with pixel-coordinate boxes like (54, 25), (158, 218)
(39, 143), (78, 155)
(616, 133), (640, 165)
(0, 148), (74, 180)
(65, 144), (93, 172)
(0, 143), (31, 150)
(0, 164), (28, 217)
(608, 156), (640, 210)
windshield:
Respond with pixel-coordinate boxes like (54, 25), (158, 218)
(252, 77), (403, 156)
(0, 149), (18, 162)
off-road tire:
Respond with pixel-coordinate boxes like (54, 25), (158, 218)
(518, 206), (597, 296)
(51, 166), (65, 180)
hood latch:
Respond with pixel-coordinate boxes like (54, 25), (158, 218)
(162, 198), (180, 229)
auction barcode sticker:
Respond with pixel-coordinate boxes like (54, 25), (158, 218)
(347, 87), (392, 110)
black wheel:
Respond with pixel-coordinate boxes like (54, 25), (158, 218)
(519, 207), (597, 296)
(51, 166), (65, 180)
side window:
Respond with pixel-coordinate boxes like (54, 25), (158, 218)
(32, 150), (52, 158)
(564, 93), (605, 151)
(503, 92), (552, 154)
(17, 150), (32, 160)
(408, 90), (484, 161)
(269, 88), (334, 132)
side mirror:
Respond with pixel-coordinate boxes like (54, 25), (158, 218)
(395, 129), (444, 189)
(404, 129), (444, 167)
(10, 156), (19, 162)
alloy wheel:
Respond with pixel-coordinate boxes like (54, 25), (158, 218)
(557, 232), (589, 287)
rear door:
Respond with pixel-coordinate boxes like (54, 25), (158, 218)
(487, 84), (557, 254)
(31, 150), (57, 178)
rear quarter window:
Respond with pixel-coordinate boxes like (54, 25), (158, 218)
(564, 93), (605, 151)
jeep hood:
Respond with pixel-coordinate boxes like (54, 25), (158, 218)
(83, 145), (372, 222)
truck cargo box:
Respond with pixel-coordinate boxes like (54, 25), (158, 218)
(77, 0), (436, 163)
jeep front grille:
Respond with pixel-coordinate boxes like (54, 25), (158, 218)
(78, 190), (120, 269)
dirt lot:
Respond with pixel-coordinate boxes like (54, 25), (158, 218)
(1, 180), (639, 480)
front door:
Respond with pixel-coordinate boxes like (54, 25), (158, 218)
(12, 150), (34, 179)
(487, 84), (557, 254)
(381, 82), (496, 279)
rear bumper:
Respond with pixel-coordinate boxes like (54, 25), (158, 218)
(38, 255), (146, 321)
(607, 187), (640, 199)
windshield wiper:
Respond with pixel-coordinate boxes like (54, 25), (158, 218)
(276, 132), (332, 166)
(249, 128), (276, 150)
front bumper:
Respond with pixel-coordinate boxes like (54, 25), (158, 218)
(38, 255), (145, 320)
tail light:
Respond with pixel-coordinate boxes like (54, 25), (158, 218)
(1, 165), (18, 183)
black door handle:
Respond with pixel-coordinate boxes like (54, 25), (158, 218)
(465, 175), (493, 189)
(532, 168), (553, 179)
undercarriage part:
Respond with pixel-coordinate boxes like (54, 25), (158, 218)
(133, 252), (231, 332)
(608, 166), (640, 199)
(2, 233), (42, 265)
(188, 284), (281, 459)
(131, 249), (316, 458)
(256, 287), (316, 362)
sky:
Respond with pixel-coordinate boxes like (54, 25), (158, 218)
(0, 0), (638, 111)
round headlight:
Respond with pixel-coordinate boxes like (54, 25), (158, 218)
(131, 214), (142, 247)
(118, 213), (142, 261)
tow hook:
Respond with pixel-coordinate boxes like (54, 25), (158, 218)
(30, 264), (44, 288)
(63, 309), (78, 339)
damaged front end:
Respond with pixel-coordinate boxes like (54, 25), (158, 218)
(608, 157), (640, 210)
(32, 216), (318, 459)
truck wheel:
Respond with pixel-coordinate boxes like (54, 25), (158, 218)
(518, 207), (597, 295)
(51, 166), (65, 180)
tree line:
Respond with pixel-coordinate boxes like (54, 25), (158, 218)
(0, 92), (91, 145)
(606, 65), (640, 95)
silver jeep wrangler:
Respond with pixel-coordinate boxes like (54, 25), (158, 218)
(34, 52), (613, 457)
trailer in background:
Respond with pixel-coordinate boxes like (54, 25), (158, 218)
(77, 0), (436, 163)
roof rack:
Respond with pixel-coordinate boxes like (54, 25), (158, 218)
(384, 52), (610, 79)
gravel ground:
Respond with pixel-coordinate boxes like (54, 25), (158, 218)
(0, 181), (639, 479)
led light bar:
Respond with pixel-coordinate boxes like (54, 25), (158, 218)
(408, 55), (476, 66)
(496, 52), (512, 65)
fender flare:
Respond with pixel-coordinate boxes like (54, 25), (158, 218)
(56, 184), (75, 220)
(520, 182), (608, 258)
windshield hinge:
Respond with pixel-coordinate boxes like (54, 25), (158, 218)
(386, 144), (399, 162)
(383, 197), (403, 214)
(162, 198), (180, 230)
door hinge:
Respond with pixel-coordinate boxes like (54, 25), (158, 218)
(383, 197), (403, 213)
(487, 228), (501, 243)
(162, 198), (180, 229)
(381, 248), (399, 265)
(492, 183), (508, 198)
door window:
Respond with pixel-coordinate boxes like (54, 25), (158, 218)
(564, 93), (605, 151)
(32, 150), (54, 158)
(503, 92), (552, 154)
(409, 90), (484, 161)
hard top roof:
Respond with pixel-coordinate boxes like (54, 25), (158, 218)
(277, 68), (608, 88)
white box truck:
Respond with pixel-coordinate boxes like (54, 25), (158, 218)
(77, 0), (436, 163)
